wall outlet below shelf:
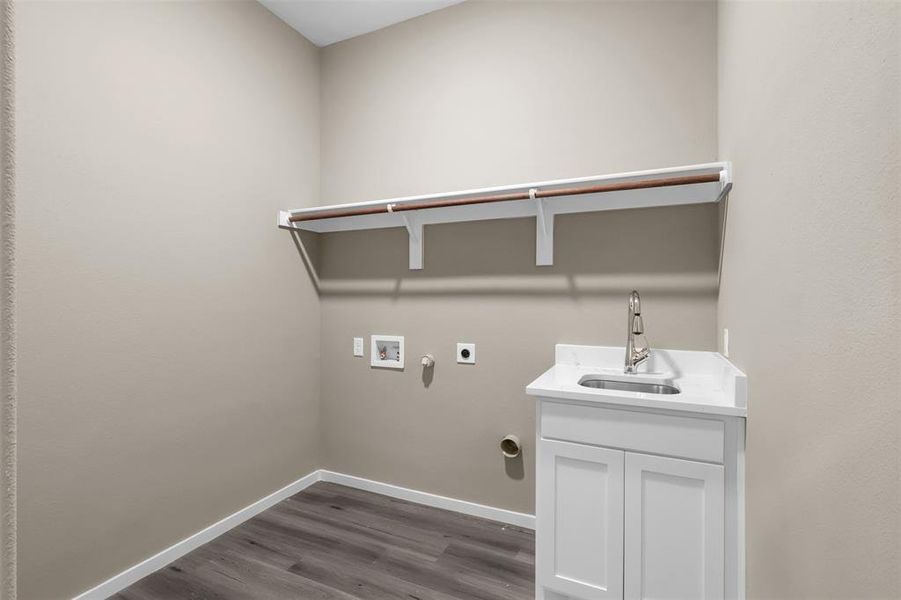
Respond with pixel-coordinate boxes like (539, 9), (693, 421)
(457, 343), (476, 364)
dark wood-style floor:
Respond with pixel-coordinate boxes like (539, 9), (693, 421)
(112, 481), (535, 600)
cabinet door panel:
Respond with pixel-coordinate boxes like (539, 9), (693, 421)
(624, 453), (724, 600)
(538, 440), (624, 600)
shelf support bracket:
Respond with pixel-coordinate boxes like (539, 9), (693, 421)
(715, 162), (733, 203)
(389, 204), (424, 270)
(278, 210), (300, 231)
(533, 189), (554, 266)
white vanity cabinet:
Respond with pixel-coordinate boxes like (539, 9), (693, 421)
(534, 399), (745, 600)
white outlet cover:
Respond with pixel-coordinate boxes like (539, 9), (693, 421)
(457, 342), (475, 364)
(353, 337), (364, 357)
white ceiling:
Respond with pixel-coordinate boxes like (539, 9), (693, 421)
(259, 0), (466, 47)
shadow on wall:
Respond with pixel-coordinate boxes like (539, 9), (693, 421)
(504, 453), (525, 481)
(289, 203), (722, 299)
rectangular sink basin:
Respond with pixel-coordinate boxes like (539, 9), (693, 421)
(578, 376), (680, 395)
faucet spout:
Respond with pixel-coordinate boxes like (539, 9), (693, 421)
(624, 290), (650, 373)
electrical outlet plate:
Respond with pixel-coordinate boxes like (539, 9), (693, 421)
(457, 342), (476, 364)
(353, 337), (364, 357)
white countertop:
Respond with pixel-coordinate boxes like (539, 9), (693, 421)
(526, 344), (747, 417)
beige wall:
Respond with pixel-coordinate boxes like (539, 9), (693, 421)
(15, 2), (321, 598)
(318, 0), (720, 514)
(718, 2), (900, 598)
(0, 1), (15, 598)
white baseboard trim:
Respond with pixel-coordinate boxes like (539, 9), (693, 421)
(73, 470), (322, 600)
(319, 470), (536, 530)
(74, 469), (535, 599)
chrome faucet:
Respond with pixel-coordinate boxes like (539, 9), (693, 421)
(624, 290), (649, 373)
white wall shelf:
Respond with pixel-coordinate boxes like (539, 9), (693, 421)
(278, 162), (732, 270)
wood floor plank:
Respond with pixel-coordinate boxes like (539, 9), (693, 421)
(113, 482), (535, 600)
(305, 484), (533, 551)
(371, 546), (520, 600)
(287, 551), (457, 600)
(270, 496), (448, 560)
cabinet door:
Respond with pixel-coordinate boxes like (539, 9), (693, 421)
(537, 439), (625, 600)
(624, 453), (724, 600)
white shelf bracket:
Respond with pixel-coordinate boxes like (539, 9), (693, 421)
(533, 188), (554, 266)
(389, 203), (424, 270)
(716, 162), (733, 202)
(278, 210), (297, 231)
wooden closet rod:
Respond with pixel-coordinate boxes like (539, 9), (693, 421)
(288, 172), (721, 223)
